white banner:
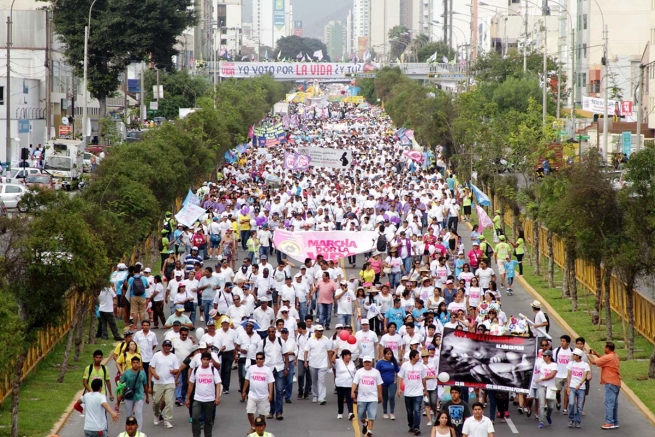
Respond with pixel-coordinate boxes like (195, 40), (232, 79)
(273, 230), (378, 261)
(296, 146), (352, 169)
(175, 204), (207, 228)
(582, 96), (633, 116)
(218, 61), (379, 80)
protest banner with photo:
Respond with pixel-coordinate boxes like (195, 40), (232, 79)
(273, 230), (377, 261)
(296, 146), (352, 168)
(438, 328), (537, 393)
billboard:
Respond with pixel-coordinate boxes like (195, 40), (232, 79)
(219, 61), (379, 80)
(438, 328), (537, 394)
(582, 96), (633, 116)
(274, 0), (285, 30)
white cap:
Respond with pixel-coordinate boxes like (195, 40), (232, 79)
(144, 267), (152, 273)
(572, 348), (585, 356)
(361, 356), (373, 362)
(314, 324), (324, 331)
(198, 342), (208, 349)
(360, 319), (369, 325)
(117, 263), (127, 269)
(280, 306), (289, 312)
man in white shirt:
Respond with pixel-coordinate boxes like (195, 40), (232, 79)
(216, 319), (237, 394)
(531, 300), (549, 338)
(352, 356), (383, 437)
(280, 328), (297, 403)
(335, 281), (355, 327)
(536, 349), (558, 427)
(186, 352), (222, 437)
(241, 352), (275, 430)
(462, 402), (495, 437)
(260, 326), (289, 419)
(133, 320), (158, 377)
(98, 287), (123, 340)
(253, 298), (275, 337)
(226, 294), (250, 324)
(397, 349), (427, 434)
(303, 325), (333, 404)
(565, 348), (590, 428)
(149, 340), (180, 428)
(235, 320), (262, 393)
(172, 327), (196, 406)
(257, 225), (273, 259)
(355, 319), (379, 362)
(553, 335), (573, 413)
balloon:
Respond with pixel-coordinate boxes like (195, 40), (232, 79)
(438, 372), (450, 383)
(195, 327), (205, 339)
(242, 205), (250, 214)
(400, 381), (405, 391)
(391, 216), (401, 225)
(250, 219), (256, 227)
(347, 335), (357, 345)
(256, 216), (267, 226)
(339, 330), (350, 341)
(383, 214), (389, 221)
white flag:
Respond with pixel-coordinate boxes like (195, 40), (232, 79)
(364, 51), (371, 61)
(313, 50), (323, 61)
(427, 51), (437, 62)
(442, 55), (449, 64)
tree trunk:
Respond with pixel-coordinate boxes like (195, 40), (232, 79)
(570, 250), (578, 312)
(603, 267), (613, 341)
(10, 352), (27, 437)
(562, 248), (570, 298)
(547, 230), (554, 288)
(58, 298), (84, 383)
(626, 278), (635, 360)
(533, 222), (541, 275)
(74, 296), (89, 362)
(592, 263), (602, 325)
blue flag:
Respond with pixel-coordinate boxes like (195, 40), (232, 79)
(470, 183), (491, 206)
(183, 189), (201, 207)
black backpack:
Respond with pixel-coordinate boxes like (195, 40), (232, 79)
(376, 234), (388, 252)
(483, 242), (494, 259)
(84, 363), (107, 394)
(132, 276), (146, 296)
(543, 312), (551, 333)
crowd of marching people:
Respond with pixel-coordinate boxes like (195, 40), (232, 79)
(81, 97), (621, 437)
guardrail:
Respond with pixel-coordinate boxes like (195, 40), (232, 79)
(490, 192), (655, 344)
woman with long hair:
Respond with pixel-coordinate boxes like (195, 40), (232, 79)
(375, 347), (400, 420)
(431, 410), (456, 437)
(334, 349), (356, 420)
(435, 302), (450, 327)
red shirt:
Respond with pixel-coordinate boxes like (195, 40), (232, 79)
(467, 249), (483, 268)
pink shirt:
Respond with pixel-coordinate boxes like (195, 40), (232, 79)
(316, 280), (338, 304)
(369, 259), (383, 274)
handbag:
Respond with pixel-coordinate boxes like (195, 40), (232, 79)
(184, 291), (195, 312)
(546, 386), (557, 400)
(383, 267), (392, 275)
(123, 370), (140, 400)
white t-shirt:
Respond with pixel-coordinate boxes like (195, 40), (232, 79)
(398, 361), (426, 397)
(379, 333), (405, 360)
(533, 311), (548, 337)
(150, 351), (180, 385)
(466, 287), (483, 308)
(245, 365), (275, 400)
(304, 335), (333, 369)
(554, 347), (573, 378)
(190, 365), (221, 402)
(98, 287), (115, 313)
(334, 358), (357, 388)
(337, 289), (355, 315)
(355, 330), (379, 359)
(538, 361), (558, 388)
(461, 415), (495, 437)
(566, 360), (590, 389)
(424, 361), (438, 391)
(476, 268), (495, 288)
(151, 282), (165, 302)
(353, 367), (383, 402)
(133, 330), (158, 363)
(81, 392), (108, 431)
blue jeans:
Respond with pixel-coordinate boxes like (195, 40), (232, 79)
(402, 257), (412, 276)
(298, 301), (308, 322)
(568, 388), (585, 423)
(284, 361), (295, 401)
(84, 431), (107, 437)
(604, 384), (620, 426)
(259, 246), (270, 258)
(382, 382), (397, 414)
(338, 314), (352, 327)
(270, 369), (285, 416)
(318, 303), (333, 328)
(389, 272), (401, 289)
(201, 300), (213, 321)
(187, 302), (196, 325)
(175, 371), (187, 403)
(404, 395), (422, 430)
(240, 230), (249, 250)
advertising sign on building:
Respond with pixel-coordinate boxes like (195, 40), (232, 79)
(59, 125), (72, 139)
(582, 96), (633, 116)
(274, 0), (285, 30)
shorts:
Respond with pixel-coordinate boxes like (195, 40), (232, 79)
(210, 238), (220, 249)
(357, 401), (378, 421)
(555, 377), (567, 391)
(130, 296), (146, 315)
(497, 262), (506, 275)
(463, 205), (471, 215)
(246, 397), (270, 416)
(529, 387), (539, 399)
(117, 295), (130, 308)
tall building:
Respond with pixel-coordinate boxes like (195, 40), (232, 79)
(248, 0), (292, 51)
(353, 0), (371, 57)
(345, 10), (354, 56)
(400, 0), (421, 36)
(324, 21), (345, 61)
(370, 0), (401, 59)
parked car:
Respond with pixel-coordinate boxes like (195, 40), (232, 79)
(125, 131), (144, 143)
(1, 167), (42, 183)
(83, 152), (93, 172)
(0, 183), (27, 208)
(24, 174), (54, 190)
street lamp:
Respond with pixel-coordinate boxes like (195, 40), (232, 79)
(82, 0), (99, 142)
(5, 0), (17, 173)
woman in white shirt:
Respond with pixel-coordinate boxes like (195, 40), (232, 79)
(383, 249), (403, 289)
(466, 277), (483, 320)
(333, 350), (357, 420)
(446, 289), (467, 314)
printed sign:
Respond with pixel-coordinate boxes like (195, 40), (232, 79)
(438, 328), (537, 394)
(253, 123), (287, 147)
(219, 62), (379, 80)
(296, 146), (352, 169)
(622, 131), (632, 158)
(284, 152), (311, 170)
(59, 125), (72, 139)
(582, 96), (633, 116)
(175, 204), (207, 228)
(273, 230), (378, 261)
(274, 0), (285, 30)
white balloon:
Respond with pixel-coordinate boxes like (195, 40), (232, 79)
(438, 372), (450, 383)
(195, 327), (205, 339)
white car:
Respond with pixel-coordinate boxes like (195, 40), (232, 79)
(1, 167), (42, 183)
(0, 183), (27, 208)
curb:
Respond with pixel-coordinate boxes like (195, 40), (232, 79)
(516, 275), (655, 427)
(48, 355), (113, 436)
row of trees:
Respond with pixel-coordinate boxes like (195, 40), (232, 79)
(0, 76), (288, 437)
(367, 48), (655, 376)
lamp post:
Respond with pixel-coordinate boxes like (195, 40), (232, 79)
(479, 2), (527, 72)
(82, 0), (99, 142)
(5, 0), (17, 172)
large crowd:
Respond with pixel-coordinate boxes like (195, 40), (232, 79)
(79, 98), (622, 437)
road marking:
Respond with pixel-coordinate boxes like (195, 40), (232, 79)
(352, 404), (361, 437)
(506, 418), (519, 434)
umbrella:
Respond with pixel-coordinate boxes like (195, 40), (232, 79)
(240, 319), (261, 330)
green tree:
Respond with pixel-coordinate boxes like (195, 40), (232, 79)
(144, 69), (211, 119)
(388, 25), (410, 60)
(274, 35), (330, 61)
(48, 0), (196, 116)
(416, 41), (456, 62)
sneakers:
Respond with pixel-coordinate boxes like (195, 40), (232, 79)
(568, 421), (573, 428)
(575, 422), (581, 428)
(601, 424), (618, 430)
(383, 414), (389, 419)
(426, 421), (432, 426)
(337, 414), (343, 419)
(546, 416), (552, 425)
(348, 413), (355, 420)
(320, 399), (327, 405)
(390, 414), (396, 420)
(223, 390), (229, 394)
(556, 403), (562, 411)
(200, 316), (205, 322)
(527, 408), (532, 418)
(562, 409), (568, 415)
(312, 397), (318, 403)
(297, 393), (303, 400)
(505, 411), (510, 418)
(153, 419), (161, 426)
(517, 407), (524, 414)
(538, 422), (544, 428)
(362, 423), (368, 434)
(164, 421), (173, 429)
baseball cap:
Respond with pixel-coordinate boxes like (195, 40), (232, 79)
(198, 342), (208, 349)
(280, 306), (289, 312)
(175, 304), (185, 312)
(531, 300), (542, 309)
(360, 319), (369, 325)
(125, 416), (138, 425)
(162, 340), (172, 347)
(173, 320), (181, 326)
(542, 350), (553, 356)
(361, 356), (373, 362)
(144, 267), (151, 273)
(254, 417), (266, 426)
(206, 319), (216, 326)
(314, 324), (324, 331)
(572, 348), (584, 356)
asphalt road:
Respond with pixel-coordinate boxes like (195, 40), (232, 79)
(57, 223), (654, 437)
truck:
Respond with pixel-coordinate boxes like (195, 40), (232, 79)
(43, 139), (85, 190)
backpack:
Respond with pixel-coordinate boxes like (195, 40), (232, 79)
(483, 242), (494, 259)
(132, 276), (146, 296)
(163, 218), (173, 234)
(543, 312), (550, 333)
(84, 363), (107, 394)
(262, 336), (283, 350)
(376, 234), (388, 252)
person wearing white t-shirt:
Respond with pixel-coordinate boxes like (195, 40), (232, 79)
(397, 350), (427, 434)
(565, 349), (590, 428)
(531, 300), (549, 338)
(535, 349), (558, 427)
(553, 335), (573, 412)
(355, 320), (379, 362)
(336, 281), (355, 327)
(149, 340), (180, 428)
(462, 402), (495, 437)
(352, 357), (383, 437)
(476, 262), (495, 290)
(379, 323), (405, 361)
(241, 352), (275, 429)
(186, 352), (221, 437)
(304, 325), (333, 404)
